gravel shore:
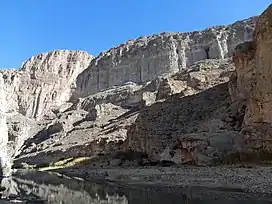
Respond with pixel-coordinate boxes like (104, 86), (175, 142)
(54, 166), (272, 196)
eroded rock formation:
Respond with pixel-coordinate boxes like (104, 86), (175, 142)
(230, 4), (272, 158)
(12, 59), (236, 168)
(123, 4), (272, 165)
(1, 10), (270, 172)
(0, 50), (93, 173)
(2, 50), (93, 120)
(0, 73), (11, 176)
(74, 17), (256, 98)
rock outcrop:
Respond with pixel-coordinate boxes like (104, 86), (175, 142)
(0, 50), (93, 174)
(2, 50), (93, 120)
(12, 59), (235, 167)
(230, 4), (272, 158)
(124, 82), (242, 165)
(0, 73), (11, 176)
(124, 4), (272, 165)
(74, 17), (257, 98)
(0, 12), (268, 172)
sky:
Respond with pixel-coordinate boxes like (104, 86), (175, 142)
(0, 0), (271, 68)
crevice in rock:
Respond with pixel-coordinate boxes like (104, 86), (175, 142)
(204, 47), (210, 59)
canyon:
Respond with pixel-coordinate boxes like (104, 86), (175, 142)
(1, 4), (272, 178)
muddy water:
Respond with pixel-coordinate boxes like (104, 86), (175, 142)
(0, 170), (271, 203)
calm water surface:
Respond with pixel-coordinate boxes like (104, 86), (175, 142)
(0, 170), (271, 203)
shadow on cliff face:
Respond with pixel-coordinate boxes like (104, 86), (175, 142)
(13, 83), (243, 168)
(0, 161), (3, 177)
(123, 82), (246, 165)
(18, 122), (64, 155)
(137, 82), (232, 134)
(13, 141), (119, 169)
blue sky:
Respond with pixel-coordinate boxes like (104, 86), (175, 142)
(0, 0), (271, 68)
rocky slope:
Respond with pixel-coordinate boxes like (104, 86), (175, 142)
(0, 50), (93, 174)
(0, 10), (268, 174)
(123, 4), (272, 165)
(12, 59), (235, 168)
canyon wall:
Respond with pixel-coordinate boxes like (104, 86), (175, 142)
(123, 4), (272, 165)
(1, 50), (93, 120)
(0, 13), (266, 172)
(230, 4), (272, 155)
(74, 17), (257, 98)
(0, 73), (11, 176)
(244, 5), (272, 125)
(0, 50), (92, 174)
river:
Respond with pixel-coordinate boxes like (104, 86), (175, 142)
(0, 170), (271, 203)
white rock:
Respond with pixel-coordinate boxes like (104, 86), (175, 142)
(74, 17), (257, 98)
(1, 50), (93, 120)
(0, 73), (11, 176)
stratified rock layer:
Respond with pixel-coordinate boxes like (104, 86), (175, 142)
(74, 17), (257, 98)
(13, 59), (235, 167)
(0, 50), (93, 173)
(0, 13), (268, 171)
(123, 4), (272, 165)
(2, 50), (93, 120)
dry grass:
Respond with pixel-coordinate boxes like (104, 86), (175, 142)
(38, 157), (91, 171)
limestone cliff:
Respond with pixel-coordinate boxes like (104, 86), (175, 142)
(0, 73), (11, 176)
(1, 50), (93, 120)
(74, 17), (257, 98)
(230, 4), (272, 157)
(0, 14), (265, 172)
(243, 5), (272, 125)
(123, 4), (272, 165)
(0, 50), (93, 173)
(12, 59), (235, 168)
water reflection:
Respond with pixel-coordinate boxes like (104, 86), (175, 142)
(0, 170), (271, 203)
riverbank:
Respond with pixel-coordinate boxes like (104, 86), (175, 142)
(0, 169), (271, 203)
(53, 166), (272, 196)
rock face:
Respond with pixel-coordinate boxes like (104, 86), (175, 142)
(0, 50), (93, 174)
(124, 82), (242, 165)
(0, 12), (268, 172)
(123, 4), (272, 165)
(243, 5), (272, 125)
(0, 73), (11, 176)
(2, 50), (93, 120)
(74, 17), (257, 98)
(12, 59), (235, 168)
(230, 4), (272, 157)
